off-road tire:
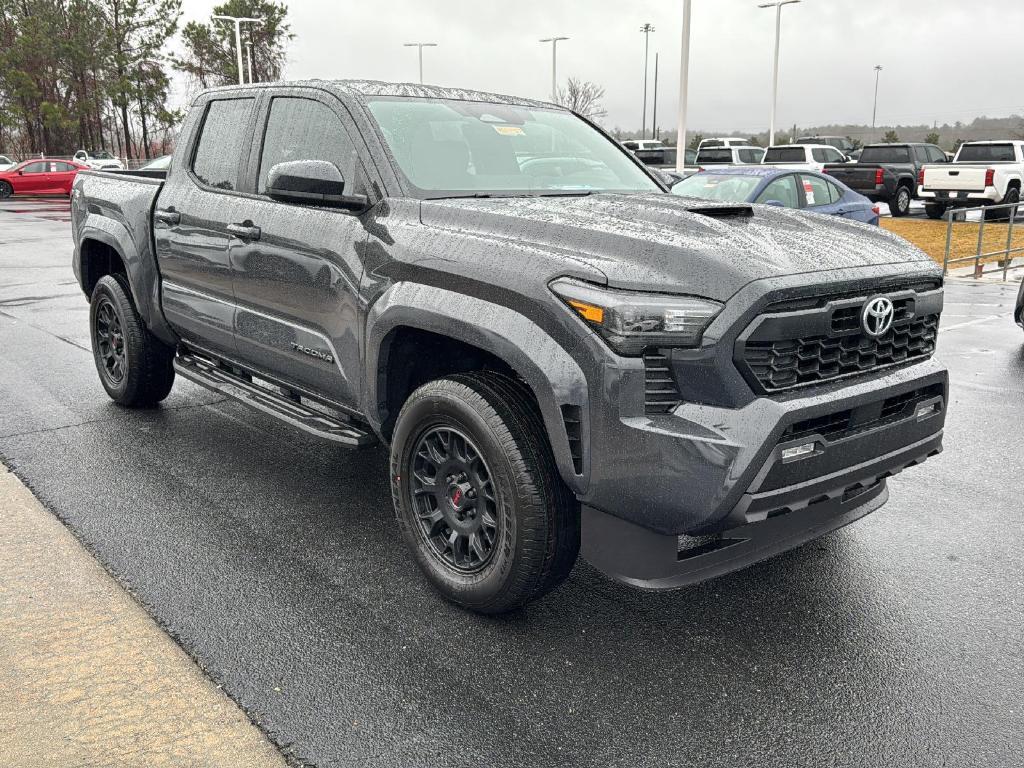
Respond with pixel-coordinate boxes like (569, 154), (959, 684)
(89, 274), (175, 406)
(390, 371), (580, 614)
(925, 202), (947, 220)
(889, 184), (912, 217)
(987, 186), (1021, 223)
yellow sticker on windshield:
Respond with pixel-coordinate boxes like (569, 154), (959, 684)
(493, 125), (525, 136)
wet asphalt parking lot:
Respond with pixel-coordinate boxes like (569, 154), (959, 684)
(1, 196), (1022, 768)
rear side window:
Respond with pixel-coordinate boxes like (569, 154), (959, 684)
(55, 162), (76, 172)
(191, 98), (254, 191)
(257, 97), (358, 195)
(913, 146), (930, 164)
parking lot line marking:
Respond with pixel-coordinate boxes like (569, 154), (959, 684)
(939, 315), (1003, 333)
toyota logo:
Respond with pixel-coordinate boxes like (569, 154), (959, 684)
(861, 296), (895, 337)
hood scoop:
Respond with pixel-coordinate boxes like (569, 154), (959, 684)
(682, 203), (754, 219)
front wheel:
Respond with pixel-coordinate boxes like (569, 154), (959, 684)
(889, 185), (912, 217)
(90, 274), (175, 406)
(390, 372), (579, 614)
(0, 180), (12, 199)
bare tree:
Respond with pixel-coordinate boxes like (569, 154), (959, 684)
(556, 78), (608, 121)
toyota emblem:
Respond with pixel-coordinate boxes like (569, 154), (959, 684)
(861, 296), (895, 337)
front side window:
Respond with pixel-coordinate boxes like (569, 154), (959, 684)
(21, 161), (47, 174)
(756, 175), (800, 207)
(367, 97), (661, 197)
(191, 98), (254, 191)
(257, 97), (358, 195)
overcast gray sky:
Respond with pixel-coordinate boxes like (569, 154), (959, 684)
(176, 0), (1024, 133)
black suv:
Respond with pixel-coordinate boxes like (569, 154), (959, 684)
(71, 81), (948, 612)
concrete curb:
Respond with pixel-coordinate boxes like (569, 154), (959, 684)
(0, 465), (289, 768)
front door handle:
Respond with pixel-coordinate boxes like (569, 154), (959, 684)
(226, 222), (261, 241)
(154, 208), (180, 225)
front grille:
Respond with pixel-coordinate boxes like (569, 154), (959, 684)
(744, 314), (939, 391)
(643, 350), (682, 414)
(781, 383), (944, 444)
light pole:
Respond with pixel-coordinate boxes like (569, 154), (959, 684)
(675, 0), (693, 172)
(651, 52), (659, 140)
(403, 42), (438, 85)
(212, 15), (263, 86)
(758, 0), (800, 146)
(245, 41), (254, 84)
(640, 23), (656, 138)
(539, 36), (569, 103)
(871, 65), (883, 137)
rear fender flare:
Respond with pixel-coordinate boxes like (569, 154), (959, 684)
(77, 215), (177, 346)
(365, 283), (590, 493)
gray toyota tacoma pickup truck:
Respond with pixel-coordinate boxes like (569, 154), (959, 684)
(71, 80), (948, 613)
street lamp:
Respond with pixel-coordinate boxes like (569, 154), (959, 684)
(871, 65), (883, 137)
(403, 42), (438, 85)
(539, 36), (569, 103)
(758, 0), (800, 146)
(212, 15), (263, 86)
(245, 41), (254, 84)
(675, 0), (693, 172)
(640, 23), (656, 139)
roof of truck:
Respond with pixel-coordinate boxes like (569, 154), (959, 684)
(199, 79), (557, 110)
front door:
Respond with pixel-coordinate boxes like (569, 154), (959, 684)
(153, 95), (259, 356)
(229, 92), (370, 408)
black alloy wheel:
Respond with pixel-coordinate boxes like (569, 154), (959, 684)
(94, 296), (127, 385)
(409, 426), (499, 573)
(0, 180), (12, 199)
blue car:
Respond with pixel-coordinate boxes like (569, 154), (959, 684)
(670, 166), (880, 225)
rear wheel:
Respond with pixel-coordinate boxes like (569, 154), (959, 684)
(988, 186), (1021, 223)
(889, 184), (912, 217)
(390, 372), (579, 614)
(89, 274), (175, 406)
(925, 202), (948, 220)
(0, 180), (12, 199)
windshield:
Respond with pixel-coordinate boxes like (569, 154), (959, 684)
(957, 143), (1016, 163)
(696, 149), (733, 164)
(366, 97), (661, 197)
(763, 147), (806, 163)
(670, 173), (762, 202)
(90, 151), (114, 159)
(860, 146), (910, 163)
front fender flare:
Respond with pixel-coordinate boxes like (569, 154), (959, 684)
(365, 283), (590, 493)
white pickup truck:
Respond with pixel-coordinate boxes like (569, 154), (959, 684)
(918, 140), (1024, 219)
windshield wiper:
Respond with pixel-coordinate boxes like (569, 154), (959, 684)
(537, 190), (595, 197)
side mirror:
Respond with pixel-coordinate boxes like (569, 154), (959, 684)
(266, 160), (368, 210)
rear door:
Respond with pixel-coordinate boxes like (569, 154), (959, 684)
(228, 89), (373, 407)
(153, 93), (259, 356)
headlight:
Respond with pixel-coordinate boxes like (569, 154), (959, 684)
(550, 278), (723, 356)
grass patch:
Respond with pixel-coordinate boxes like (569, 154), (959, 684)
(882, 217), (1024, 268)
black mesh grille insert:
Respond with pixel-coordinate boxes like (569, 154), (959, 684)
(643, 350), (682, 414)
(561, 404), (583, 474)
(744, 314), (939, 391)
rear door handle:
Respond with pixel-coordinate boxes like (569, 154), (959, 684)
(226, 222), (261, 241)
(154, 208), (180, 225)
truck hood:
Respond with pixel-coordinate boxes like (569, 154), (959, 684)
(419, 192), (931, 301)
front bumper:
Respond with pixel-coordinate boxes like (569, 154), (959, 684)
(578, 358), (947, 587)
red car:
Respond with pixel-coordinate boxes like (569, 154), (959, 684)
(0, 159), (88, 198)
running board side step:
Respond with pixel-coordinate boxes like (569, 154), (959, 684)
(173, 352), (375, 447)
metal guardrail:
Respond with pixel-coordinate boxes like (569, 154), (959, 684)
(942, 200), (1024, 280)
